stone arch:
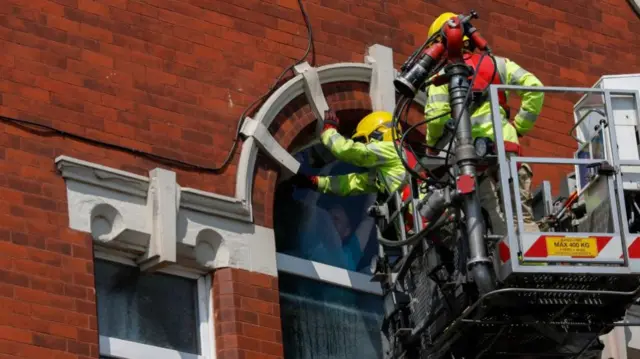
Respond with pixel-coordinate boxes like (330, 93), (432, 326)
(235, 45), (429, 227)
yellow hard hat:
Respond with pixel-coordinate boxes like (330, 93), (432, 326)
(428, 12), (469, 43)
(351, 111), (401, 143)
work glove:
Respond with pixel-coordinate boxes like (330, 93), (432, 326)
(323, 109), (340, 131)
(426, 147), (440, 156)
(289, 173), (318, 190)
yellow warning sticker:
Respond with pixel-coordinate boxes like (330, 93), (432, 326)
(545, 237), (598, 257)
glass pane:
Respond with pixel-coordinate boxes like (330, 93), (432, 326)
(274, 144), (379, 273)
(94, 259), (199, 354)
(279, 272), (384, 359)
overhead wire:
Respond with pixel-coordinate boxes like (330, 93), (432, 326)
(0, 0), (315, 174)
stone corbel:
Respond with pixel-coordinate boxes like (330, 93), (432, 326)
(294, 62), (330, 133)
(293, 62), (335, 167)
(366, 44), (396, 113)
(240, 117), (300, 178)
(55, 155), (277, 276)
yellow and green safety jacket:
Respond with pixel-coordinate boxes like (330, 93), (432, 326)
(425, 55), (544, 147)
(316, 128), (408, 196)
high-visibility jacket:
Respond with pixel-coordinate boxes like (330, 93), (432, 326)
(316, 128), (427, 232)
(425, 54), (544, 148)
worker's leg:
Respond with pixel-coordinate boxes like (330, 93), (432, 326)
(477, 172), (507, 237)
(518, 163), (540, 233)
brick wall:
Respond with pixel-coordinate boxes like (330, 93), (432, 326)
(213, 268), (282, 359)
(1, 0), (640, 358)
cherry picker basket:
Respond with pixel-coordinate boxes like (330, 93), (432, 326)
(376, 83), (640, 359)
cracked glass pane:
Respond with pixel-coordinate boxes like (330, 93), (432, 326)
(279, 272), (384, 359)
(94, 259), (200, 354)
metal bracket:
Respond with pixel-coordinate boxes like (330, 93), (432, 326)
(240, 117), (300, 177)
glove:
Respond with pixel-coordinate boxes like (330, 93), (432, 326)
(323, 109), (340, 131)
(427, 147), (440, 156)
(290, 173), (318, 190)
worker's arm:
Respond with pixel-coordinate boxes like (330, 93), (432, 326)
(504, 58), (544, 136)
(316, 171), (378, 196)
(424, 83), (452, 148)
(321, 128), (389, 168)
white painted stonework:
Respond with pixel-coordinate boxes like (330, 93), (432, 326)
(55, 155), (277, 276)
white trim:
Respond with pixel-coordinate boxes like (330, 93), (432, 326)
(366, 44), (396, 113)
(57, 155), (278, 276)
(276, 253), (383, 295)
(197, 275), (214, 359)
(94, 249), (203, 280)
(94, 250), (138, 267)
(99, 336), (205, 359)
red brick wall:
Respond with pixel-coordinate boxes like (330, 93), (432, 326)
(0, 0), (639, 358)
(213, 268), (282, 359)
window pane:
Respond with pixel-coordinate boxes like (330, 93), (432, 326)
(274, 144), (379, 273)
(279, 272), (384, 359)
(94, 259), (200, 354)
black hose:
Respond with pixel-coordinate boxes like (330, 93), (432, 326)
(378, 209), (451, 248)
(442, 51), (492, 174)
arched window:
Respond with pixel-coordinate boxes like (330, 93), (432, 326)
(273, 109), (385, 359)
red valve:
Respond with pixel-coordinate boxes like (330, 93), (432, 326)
(457, 174), (476, 195)
(442, 17), (465, 63)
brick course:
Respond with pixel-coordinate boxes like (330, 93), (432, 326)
(0, 0), (639, 357)
(213, 268), (283, 359)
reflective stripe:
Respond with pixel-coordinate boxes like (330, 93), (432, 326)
(366, 143), (387, 165)
(387, 172), (406, 186)
(428, 94), (449, 103)
(325, 132), (341, 151)
(471, 113), (494, 126)
(510, 67), (530, 85)
(329, 177), (341, 194)
(376, 170), (405, 194)
(494, 56), (507, 84)
(517, 108), (538, 122)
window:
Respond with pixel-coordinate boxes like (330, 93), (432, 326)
(275, 144), (379, 273)
(274, 143), (385, 359)
(94, 256), (213, 359)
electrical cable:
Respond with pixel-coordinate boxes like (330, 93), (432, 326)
(0, 0), (315, 174)
(225, 0), (315, 171)
(377, 209), (451, 248)
(398, 112), (451, 185)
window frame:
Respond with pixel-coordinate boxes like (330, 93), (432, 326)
(276, 253), (382, 295)
(274, 145), (383, 296)
(94, 251), (214, 359)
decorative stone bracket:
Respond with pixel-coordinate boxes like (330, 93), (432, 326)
(55, 155), (277, 276)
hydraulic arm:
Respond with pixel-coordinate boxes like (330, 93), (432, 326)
(394, 11), (497, 294)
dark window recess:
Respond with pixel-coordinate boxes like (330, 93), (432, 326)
(278, 272), (384, 359)
(274, 145), (379, 273)
(94, 259), (200, 354)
